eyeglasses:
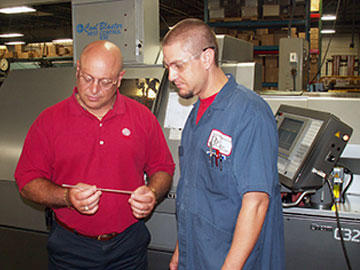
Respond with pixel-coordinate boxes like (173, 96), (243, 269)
(163, 46), (216, 73)
(78, 70), (118, 90)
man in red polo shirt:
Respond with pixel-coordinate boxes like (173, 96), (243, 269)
(15, 40), (175, 269)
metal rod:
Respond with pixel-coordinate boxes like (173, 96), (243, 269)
(62, 184), (133, 195)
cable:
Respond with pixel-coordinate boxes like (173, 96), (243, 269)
(326, 175), (352, 270)
(310, 0), (342, 83)
(341, 167), (353, 203)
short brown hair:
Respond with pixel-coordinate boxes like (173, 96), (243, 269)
(162, 18), (219, 66)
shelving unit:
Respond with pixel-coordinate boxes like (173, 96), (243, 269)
(204, 0), (321, 90)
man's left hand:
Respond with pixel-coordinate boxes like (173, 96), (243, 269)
(128, 185), (156, 219)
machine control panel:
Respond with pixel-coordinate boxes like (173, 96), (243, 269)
(276, 105), (352, 192)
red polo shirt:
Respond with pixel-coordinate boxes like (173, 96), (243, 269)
(15, 88), (175, 236)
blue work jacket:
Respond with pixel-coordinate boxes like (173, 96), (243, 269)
(176, 74), (285, 270)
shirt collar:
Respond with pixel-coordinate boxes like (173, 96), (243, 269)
(194, 74), (236, 111)
(70, 87), (126, 117)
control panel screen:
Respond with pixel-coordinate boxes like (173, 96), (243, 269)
(278, 117), (305, 151)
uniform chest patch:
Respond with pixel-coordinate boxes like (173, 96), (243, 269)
(207, 129), (232, 156)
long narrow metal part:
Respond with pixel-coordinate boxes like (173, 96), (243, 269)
(62, 184), (133, 195)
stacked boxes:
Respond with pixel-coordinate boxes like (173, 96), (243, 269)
(208, 0), (242, 20)
(0, 43), (73, 59)
(208, 0), (309, 21)
(263, 4), (280, 17)
(264, 56), (279, 83)
(229, 27), (297, 46)
(208, 0), (224, 19)
(310, 28), (319, 50)
(208, 0), (320, 89)
(242, 0), (258, 19)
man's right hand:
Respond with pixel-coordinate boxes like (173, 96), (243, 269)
(169, 242), (179, 270)
(67, 183), (102, 215)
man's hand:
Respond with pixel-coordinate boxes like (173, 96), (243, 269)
(67, 183), (102, 215)
(128, 185), (156, 219)
(169, 242), (179, 270)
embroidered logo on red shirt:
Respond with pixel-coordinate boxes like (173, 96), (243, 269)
(122, 128), (131, 136)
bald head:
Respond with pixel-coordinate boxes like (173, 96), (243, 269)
(79, 40), (123, 76)
(162, 18), (219, 66)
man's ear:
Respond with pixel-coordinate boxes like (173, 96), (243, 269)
(116, 70), (126, 88)
(200, 48), (214, 70)
(75, 60), (80, 78)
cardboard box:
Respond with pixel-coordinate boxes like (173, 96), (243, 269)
(47, 43), (58, 57)
(14, 44), (23, 57)
(214, 27), (230, 34)
(310, 28), (319, 40)
(237, 33), (251, 41)
(256, 28), (269, 36)
(209, 8), (225, 19)
(241, 7), (258, 18)
(263, 4), (280, 17)
(250, 39), (261, 46)
(260, 34), (275, 46)
(208, 0), (221, 9)
(310, 39), (318, 49)
(265, 56), (278, 68)
(298, 32), (306, 39)
(265, 67), (279, 82)
(289, 4), (305, 17)
(4, 50), (14, 58)
(227, 29), (238, 37)
(254, 56), (264, 65)
(244, 0), (258, 7)
(224, 1), (241, 17)
(279, 27), (297, 38)
(310, 0), (320, 12)
(274, 30), (288, 45)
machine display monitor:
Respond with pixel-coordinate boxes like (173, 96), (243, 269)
(276, 105), (352, 192)
(278, 117), (305, 152)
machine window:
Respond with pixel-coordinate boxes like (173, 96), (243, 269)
(119, 78), (160, 110)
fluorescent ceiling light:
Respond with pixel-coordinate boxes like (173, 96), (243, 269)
(321, 15), (336, 21)
(0, 33), (24, 38)
(5, 41), (26, 45)
(0, 6), (36, 14)
(52, 38), (73, 44)
(321, 29), (336, 34)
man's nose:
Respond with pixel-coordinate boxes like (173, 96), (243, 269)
(168, 67), (178, 82)
(89, 79), (101, 94)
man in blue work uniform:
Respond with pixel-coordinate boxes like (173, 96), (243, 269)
(162, 18), (285, 269)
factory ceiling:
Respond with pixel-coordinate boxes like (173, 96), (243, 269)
(0, 0), (359, 46)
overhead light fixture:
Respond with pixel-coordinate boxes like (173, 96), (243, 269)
(321, 15), (336, 21)
(321, 29), (336, 34)
(52, 38), (73, 44)
(5, 41), (26, 45)
(0, 33), (24, 38)
(0, 6), (36, 14)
